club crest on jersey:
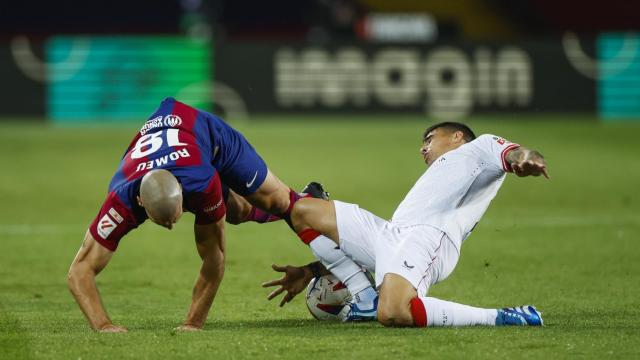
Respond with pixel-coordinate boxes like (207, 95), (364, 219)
(97, 214), (117, 239)
(164, 115), (182, 128)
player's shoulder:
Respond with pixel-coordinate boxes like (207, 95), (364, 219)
(475, 134), (505, 143)
(467, 134), (514, 149)
(107, 175), (142, 206)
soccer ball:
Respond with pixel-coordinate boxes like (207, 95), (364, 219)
(305, 274), (351, 321)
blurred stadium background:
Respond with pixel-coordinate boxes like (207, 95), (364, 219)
(2, 0), (640, 120)
(1, 0), (639, 358)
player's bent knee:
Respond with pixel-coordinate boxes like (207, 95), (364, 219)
(256, 191), (290, 215)
(225, 214), (243, 225)
(291, 198), (330, 232)
(377, 274), (418, 327)
(290, 199), (315, 228)
(377, 298), (414, 327)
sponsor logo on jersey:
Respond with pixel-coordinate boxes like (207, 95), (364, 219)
(108, 208), (123, 223)
(139, 115), (182, 135)
(164, 115), (182, 127)
(203, 199), (223, 213)
(496, 137), (506, 145)
(97, 214), (117, 239)
(140, 116), (164, 135)
(245, 170), (259, 188)
(135, 148), (191, 172)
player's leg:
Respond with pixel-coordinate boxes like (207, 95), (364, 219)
(377, 273), (418, 326)
(243, 169), (301, 226)
(225, 182), (329, 225)
(378, 235), (542, 327)
(291, 198), (378, 320)
(378, 273), (498, 327)
(224, 188), (253, 224)
(212, 129), (307, 230)
(224, 186), (280, 225)
(290, 197), (338, 239)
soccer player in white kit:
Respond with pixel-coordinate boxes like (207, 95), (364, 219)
(263, 122), (549, 327)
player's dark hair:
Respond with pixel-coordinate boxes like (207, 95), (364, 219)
(423, 122), (476, 143)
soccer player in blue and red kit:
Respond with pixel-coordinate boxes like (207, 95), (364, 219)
(67, 97), (324, 332)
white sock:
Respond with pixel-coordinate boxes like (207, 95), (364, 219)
(419, 297), (497, 327)
(309, 235), (372, 296)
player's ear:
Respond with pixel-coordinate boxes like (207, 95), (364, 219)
(453, 131), (464, 143)
(136, 195), (143, 207)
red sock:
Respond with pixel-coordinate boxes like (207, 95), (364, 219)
(244, 207), (281, 223)
(281, 189), (310, 230)
(410, 297), (428, 327)
(297, 228), (321, 245)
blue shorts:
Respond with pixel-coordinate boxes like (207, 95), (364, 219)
(208, 116), (268, 196)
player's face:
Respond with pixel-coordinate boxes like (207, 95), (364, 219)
(138, 195), (184, 230)
(147, 203), (183, 230)
(420, 128), (464, 166)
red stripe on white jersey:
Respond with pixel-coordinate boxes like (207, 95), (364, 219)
(500, 144), (520, 172)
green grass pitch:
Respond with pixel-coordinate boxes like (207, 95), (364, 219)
(0, 115), (639, 359)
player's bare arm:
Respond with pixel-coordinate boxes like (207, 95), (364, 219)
(505, 146), (549, 178)
(262, 262), (330, 307)
(178, 219), (226, 331)
(67, 230), (127, 333)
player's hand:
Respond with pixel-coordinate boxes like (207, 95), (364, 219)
(262, 264), (312, 307)
(97, 324), (128, 333)
(174, 324), (202, 332)
(511, 150), (549, 179)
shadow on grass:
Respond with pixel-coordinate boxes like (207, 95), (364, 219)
(125, 318), (383, 332)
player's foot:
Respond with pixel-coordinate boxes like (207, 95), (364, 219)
(301, 182), (330, 200)
(338, 287), (378, 322)
(495, 305), (543, 326)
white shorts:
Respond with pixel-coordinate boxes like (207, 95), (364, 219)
(334, 200), (460, 296)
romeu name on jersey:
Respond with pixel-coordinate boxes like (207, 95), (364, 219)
(89, 98), (225, 251)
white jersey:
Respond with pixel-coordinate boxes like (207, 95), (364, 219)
(390, 134), (519, 249)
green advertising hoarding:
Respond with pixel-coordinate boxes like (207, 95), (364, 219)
(598, 33), (640, 120)
(47, 36), (212, 122)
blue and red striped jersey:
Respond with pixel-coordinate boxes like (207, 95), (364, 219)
(89, 98), (227, 251)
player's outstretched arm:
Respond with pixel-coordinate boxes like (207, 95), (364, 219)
(262, 262), (330, 307)
(505, 146), (549, 178)
(67, 230), (126, 332)
(178, 219), (226, 331)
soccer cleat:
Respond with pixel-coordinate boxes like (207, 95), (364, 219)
(301, 182), (330, 200)
(495, 305), (544, 326)
(338, 287), (379, 322)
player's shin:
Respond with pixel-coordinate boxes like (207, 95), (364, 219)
(298, 230), (374, 301)
(410, 297), (498, 327)
(243, 206), (281, 223)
